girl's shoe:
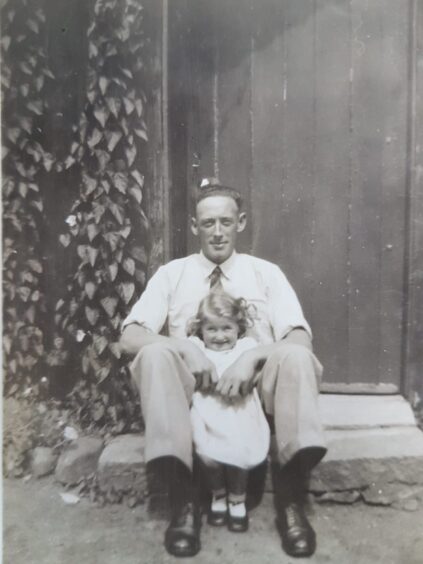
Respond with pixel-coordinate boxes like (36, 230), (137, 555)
(207, 494), (227, 527)
(228, 501), (249, 532)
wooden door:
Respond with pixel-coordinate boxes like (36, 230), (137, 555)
(167, 0), (417, 394)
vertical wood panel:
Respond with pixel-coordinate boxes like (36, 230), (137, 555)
(378, 2), (409, 386)
(251, 1), (315, 318)
(404, 0), (423, 401)
(312, 0), (351, 383)
(217, 23), (253, 253)
(349, 0), (388, 385)
(185, 1), (217, 254)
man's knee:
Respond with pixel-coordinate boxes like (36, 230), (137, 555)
(130, 342), (177, 384)
(268, 342), (313, 367)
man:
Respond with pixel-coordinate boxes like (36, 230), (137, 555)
(120, 180), (327, 558)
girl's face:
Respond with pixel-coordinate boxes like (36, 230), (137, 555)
(201, 315), (239, 351)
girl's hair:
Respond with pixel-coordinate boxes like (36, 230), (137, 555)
(186, 291), (256, 339)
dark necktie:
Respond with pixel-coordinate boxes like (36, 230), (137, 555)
(209, 266), (224, 291)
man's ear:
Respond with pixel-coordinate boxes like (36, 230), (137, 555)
(190, 217), (199, 236)
(237, 212), (247, 233)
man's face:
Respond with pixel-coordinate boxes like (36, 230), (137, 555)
(191, 195), (246, 264)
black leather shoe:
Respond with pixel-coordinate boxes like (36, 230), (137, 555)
(164, 501), (201, 557)
(207, 506), (227, 527)
(227, 512), (249, 533)
(277, 502), (316, 557)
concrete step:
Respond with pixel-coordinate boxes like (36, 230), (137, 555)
(319, 394), (416, 430)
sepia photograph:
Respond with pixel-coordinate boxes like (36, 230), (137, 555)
(2, 0), (423, 562)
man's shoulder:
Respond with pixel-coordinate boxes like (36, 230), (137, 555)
(237, 253), (281, 273)
(157, 254), (199, 274)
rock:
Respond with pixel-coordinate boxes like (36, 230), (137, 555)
(55, 437), (103, 485)
(97, 434), (147, 495)
(400, 498), (419, 512)
(310, 456), (423, 493)
(315, 490), (361, 504)
(31, 447), (57, 478)
(362, 483), (397, 506)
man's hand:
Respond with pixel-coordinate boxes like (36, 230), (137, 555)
(215, 350), (258, 400)
(173, 339), (219, 392)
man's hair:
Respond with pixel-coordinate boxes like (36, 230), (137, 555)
(193, 177), (244, 211)
(186, 291), (256, 339)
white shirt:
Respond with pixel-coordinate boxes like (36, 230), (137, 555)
(122, 252), (311, 344)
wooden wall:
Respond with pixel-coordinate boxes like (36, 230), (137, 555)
(163, 0), (423, 394)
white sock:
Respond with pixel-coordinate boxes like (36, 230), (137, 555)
(211, 493), (227, 513)
(228, 501), (247, 518)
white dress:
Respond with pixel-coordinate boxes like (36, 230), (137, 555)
(189, 336), (270, 469)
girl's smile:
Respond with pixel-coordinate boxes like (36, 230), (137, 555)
(201, 315), (239, 351)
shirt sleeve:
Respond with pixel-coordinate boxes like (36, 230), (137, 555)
(121, 265), (170, 333)
(267, 265), (312, 341)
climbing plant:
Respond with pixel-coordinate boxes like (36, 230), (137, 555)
(2, 0), (56, 396)
(55, 0), (150, 432)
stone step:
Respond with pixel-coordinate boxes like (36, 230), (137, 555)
(319, 394), (416, 430)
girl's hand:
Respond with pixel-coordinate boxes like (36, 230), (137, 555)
(173, 339), (219, 392)
(215, 351), (258, 399)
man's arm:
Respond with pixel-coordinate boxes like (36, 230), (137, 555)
(120, 324), (219, 391)
(215, 328), (311, 397)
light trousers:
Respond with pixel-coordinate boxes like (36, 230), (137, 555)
(130, 342), (326, 471)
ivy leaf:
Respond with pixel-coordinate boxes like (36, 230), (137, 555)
(55, 299), (65, 311)
(125, 145), (136, 167)
(20, 62), (32, 75)
(89, 41), (98, 58)
(26, 305), (36, 324)
(107, 263), (119, 282)
(135, 98), (143, 117)
(88, 246), (99, 267)
(28, 259), (43, 273)
(27, 19), (40, 33)
(119, 226), (131, 239)
(85, 306), (99, 326)
(98, 367), (111, 384)
(83, 174), (97, 196)
(85, 281), (96, 300)
(131, 170), (144, 187)
(18, 183), (28, 198)
(106, 130), (122, 152)
(104, 232), (120, 252)
(18, 287), (31, 302)
(19, 117), (33, 134)
(27, 100), (43, 115)
(101, 296), (118, 317)
(128, 186), (142, 204)
(134, 128), (148, 142)
(123, 257), (135, 276)
(121, 68), (133, 79)
(87, 128), (102, 149)
(92, 402), (106, 420)
(106, 97), (121, 118)
(123, 97), (135, 115)
(31, 290), (41, 302)
(35, 75), (45, 92)
(119, 282), (135, 304)
(94, 106), (109, 128)
(109, 342), (121, 358)
(93, 203), (106, 224)
(20, 83), (29, 97)
(109, 203), (124, 224)
(59, 233), (71, 247)
(93, 334), (108, 355)
(87, 223), (99, 242)
(7, 128), (20, 144)
(131, 246), (147, 264)
(113, 172), (127, 194)
(99, 76), (109, 95)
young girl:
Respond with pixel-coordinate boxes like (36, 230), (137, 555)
(187, 291), (270, 532)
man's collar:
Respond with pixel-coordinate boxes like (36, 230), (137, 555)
(198, 251), (237, 279)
